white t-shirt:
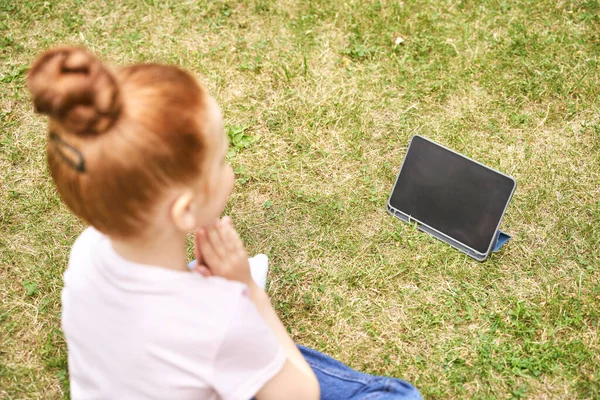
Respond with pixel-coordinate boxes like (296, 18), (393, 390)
(62, 227), (285, 400)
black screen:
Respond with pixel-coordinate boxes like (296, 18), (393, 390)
(389, 136), (515, 254)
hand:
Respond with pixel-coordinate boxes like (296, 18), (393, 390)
(193, 216), (253, 286)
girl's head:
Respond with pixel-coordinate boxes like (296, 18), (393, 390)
(27, 47), (233, 238)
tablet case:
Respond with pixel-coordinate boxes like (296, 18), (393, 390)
(386, 203), (511, 261)
(386, 136), (514, 261)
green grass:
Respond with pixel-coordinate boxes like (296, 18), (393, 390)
(1, 0), (599, 398)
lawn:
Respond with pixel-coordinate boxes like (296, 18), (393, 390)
(1, 0), (599, 398)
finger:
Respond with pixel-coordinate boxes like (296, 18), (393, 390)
(195, 218), (220, 261)
(221, 222), (242, 253)
(193, 264), (212, 277)
(221, 215), (233, 226)
(194, 232), (204, 265)
(206, 224), (227, 259)
(215, 219), (236, 253)
(196, 228), (222, 269)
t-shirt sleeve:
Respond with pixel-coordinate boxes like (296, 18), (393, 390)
(211, 290), (286, 400)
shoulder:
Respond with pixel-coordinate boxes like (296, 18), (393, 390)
(68, 226), (102, 261)
(64, 226), (102, 280)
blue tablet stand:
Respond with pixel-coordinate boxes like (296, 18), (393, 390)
(492, 230), (511, 252)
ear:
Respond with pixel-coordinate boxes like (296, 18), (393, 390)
(170, 191), (198, 233)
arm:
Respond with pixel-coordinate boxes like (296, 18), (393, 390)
(247, 283), (320, 400)
(195, 218), (320, 400)
(255, 359), (320, 400)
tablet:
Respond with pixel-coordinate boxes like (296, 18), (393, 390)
(386, 135), (516, 261)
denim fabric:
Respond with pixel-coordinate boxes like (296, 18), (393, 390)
(298, 345), (421, 400)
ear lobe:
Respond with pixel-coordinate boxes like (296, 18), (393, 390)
(171, 191), (198, 233)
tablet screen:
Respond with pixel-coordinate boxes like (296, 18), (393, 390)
(389, 136), (515, 254)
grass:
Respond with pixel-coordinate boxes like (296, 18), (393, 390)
(1, 0), (599, 398)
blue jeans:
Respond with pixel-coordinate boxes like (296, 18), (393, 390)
(298, 345), (421, 399)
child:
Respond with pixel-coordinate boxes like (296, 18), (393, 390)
(28, 47), (421, 400)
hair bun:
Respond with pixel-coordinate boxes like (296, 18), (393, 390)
(27, 47), (122, 136)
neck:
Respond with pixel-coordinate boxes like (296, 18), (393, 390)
(110, 227), (190, 272)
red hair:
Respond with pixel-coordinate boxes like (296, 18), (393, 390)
(27, 47), (209, 237)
